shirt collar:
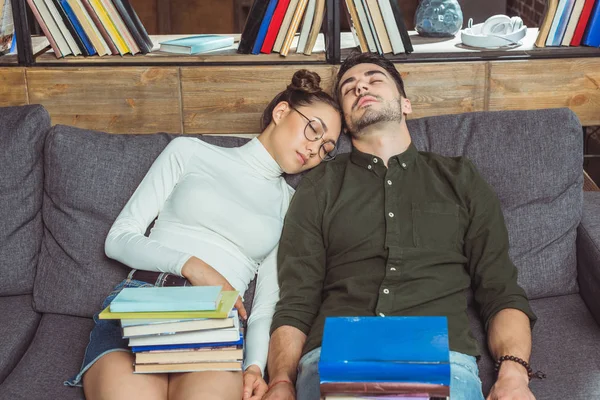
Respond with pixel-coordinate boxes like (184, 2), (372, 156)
(238, 138), (283, 180)
(350, 142), (418, 172)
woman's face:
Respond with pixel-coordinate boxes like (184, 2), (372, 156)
(271, 101), (342, 174)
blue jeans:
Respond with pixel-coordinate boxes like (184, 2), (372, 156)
(296, 347), (485, 400)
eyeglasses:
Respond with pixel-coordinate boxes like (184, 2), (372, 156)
(291, 107), (338, 161)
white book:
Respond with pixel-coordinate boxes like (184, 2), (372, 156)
(377, 0), (404, 54)
(274, 0), (299, 52)
(546, 0), (573, 46)
(122, 316), (235, 338)
(33, 0), (72, 56)
(67, 0), (111, 55)
(352, 0), (377, 52)
(43, 0), (82, 55)
(561, 0), (585, 45)
(296, 0), (316, 53)
(361, 0), (382, 54)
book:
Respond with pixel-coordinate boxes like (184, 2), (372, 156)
(546, 0), (577, 46)
(296, 0), (316, 53)
(562, 0), (587, 45)
(131, 336), (244, 353)
(377, 0), (404, 54)
(110, 285), (222, 313)
(98, 0), (137, 54)
(52, 0), (92, 55)
(66, 0), (111, 55)
(252, 0), (279, 54)
(320, 382), (450, 397)
(319, 316), (450, 386)
(365, 0), (392, 54)
(84, 0), (126, 55)
(238, 0), (270, 54)
(159, 35), (234, 54)
(26, 0), (64, 57)
(33, 0), (72, 56)
(571, 0), (597, 45)
(128, 314), (240, 346)
(353, 0), (377, 52)
(535, 0), (559, 47)
(122, 315), (235, 338)
(324, 396), (430, 399)
(361, 0), (382, 54)
(99, 290), (238, 320)
(582, 0), (600, 46)
(111, 0), (152, 53)
(280, 0), (309, 56)
(303, 0), (325, 55)
(79, 0), (118, 54)
(273, 0), (299, 52)
(343, 0), (368, 52)
(134, 361), (242, 374)
(44, 0), (82, 55)
(387, 0), (412, 53)
(261, 0), (290, 53)
(135, 346), (243, 364)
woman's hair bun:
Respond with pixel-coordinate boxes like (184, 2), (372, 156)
(287, 69), (322, 94)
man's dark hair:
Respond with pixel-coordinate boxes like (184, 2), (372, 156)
(334, 52), (407, 102)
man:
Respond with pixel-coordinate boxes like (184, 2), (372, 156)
(263, 52), (538, 400)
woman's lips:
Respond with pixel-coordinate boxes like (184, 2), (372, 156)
(296, 152), (307, 165)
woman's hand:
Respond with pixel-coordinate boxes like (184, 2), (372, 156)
(242, 365), (268, 400)
(181, 256), (247, 319)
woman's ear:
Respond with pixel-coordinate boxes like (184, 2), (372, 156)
(272, 101), (290, 126)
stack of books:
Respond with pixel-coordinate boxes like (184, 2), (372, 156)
(99, 285), (244, 374)
(342, 0), (413, 55)
(238, 0), (327, 56)
(319, 316), (451, 400)
(25, 0), (152, 58)
(535, 0), (600, 47)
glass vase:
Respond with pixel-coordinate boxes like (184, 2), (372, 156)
(414, 0), (463, 38)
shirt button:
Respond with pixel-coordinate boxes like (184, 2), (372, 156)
(390, 267), (397, 271)
(383, 288), (390, 294)
(368, 165), (372, 170)
(388, 212), (394, 218)
(401, 162), (407, 169)
(387, 180), (392, 185)
(373, 158), (378, 163)
(379, 313), (386, 317)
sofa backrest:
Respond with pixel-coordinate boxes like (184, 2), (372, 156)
(407, 108), (583, 300)
(0, 105), (49, 296)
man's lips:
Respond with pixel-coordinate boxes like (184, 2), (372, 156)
(296, 152), (307, 165)
(355, 95), (378, 109)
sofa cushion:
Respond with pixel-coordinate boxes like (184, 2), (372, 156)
(0, 105), (49, 295)
(468, 294), (600, 398)
(0, 295), (41, 384)
(0, 313), (93, 400)
(408, 108), (583, 299)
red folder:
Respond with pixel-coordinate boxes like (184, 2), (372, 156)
(571, 0), (598, 46)
(261, 0), (291, 53)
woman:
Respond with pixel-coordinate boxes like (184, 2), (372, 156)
(66, 69), (342, 400)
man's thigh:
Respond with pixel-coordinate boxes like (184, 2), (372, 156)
(449, 351), (485, 400)
(296, 347), (322, 400)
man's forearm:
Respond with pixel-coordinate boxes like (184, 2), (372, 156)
(487, 308), (532, 380)
(267, 325), (307, 383)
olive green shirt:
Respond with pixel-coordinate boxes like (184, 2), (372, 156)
(271, 142), (537, 358)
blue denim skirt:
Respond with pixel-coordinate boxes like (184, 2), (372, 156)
(64, 277), (153, 387)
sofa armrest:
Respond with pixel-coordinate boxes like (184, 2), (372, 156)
(577, 191), (600, 325)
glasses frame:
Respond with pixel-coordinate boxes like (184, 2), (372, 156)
(290, 106), (338, 161)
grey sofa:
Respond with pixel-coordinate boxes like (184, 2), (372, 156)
(0, 104), (598, 400)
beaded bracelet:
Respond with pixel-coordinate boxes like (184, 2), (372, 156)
(494, 355), (546, 380)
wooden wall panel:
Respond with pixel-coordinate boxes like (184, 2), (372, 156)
(181, 66), (335, 134)
(26, 67), (181, 133)
(488, 59), (600, 126)
(170, 0), (235, 34)
(0, 68), (28, 106)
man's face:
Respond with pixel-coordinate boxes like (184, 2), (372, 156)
(337, 63), (411, 137)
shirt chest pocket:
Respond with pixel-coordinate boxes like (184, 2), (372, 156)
(412, 202), (459, 250)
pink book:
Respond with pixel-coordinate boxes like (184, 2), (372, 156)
(26, 0), (63, 57)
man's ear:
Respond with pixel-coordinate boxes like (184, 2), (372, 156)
(401, 97), (412, 115)
(272, 101), (290, 126)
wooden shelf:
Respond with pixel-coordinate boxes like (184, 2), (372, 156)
(33, 34), (328, 65)
(0, 53), (18, 65)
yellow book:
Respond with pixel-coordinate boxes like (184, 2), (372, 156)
(99, 290), (239, 320)
(88, 0), (129, 54)
(280, 0), (309, 56)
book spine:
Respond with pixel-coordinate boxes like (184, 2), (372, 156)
(78, 0), (117, 54)
(571, 0), (597, 45)
(365, 0), (392, 53)
(280, 0), (309, 56)
(238, 0), (270, 54)
(353, 0), (376, 52)
(119, 0), (152, 52)
(296, 0), (316, 53)
(274, 0), (299, 52)
(51, 0), (88, 55)
(261, 0), (290, 53)
(377, 0), (404, 54)
(26, 0), (64, 57)
(59, 0), (97, 55)
(110, 0), (143, 54)
(546, 0), (571, 46)
(360, 0), (382, 54)
(110, 300), (218, 313)
(386, 0), (412, 53)
(343, 0), (367, 52)
(45, 0), (82, 55)
(319, 382), (450, 397)
(252, 0), (279, 54)
(535, 0), (559, 47)
(303, 0), (325, 55)
(561, 0), (586, 45)
(582, 0), (600, 46)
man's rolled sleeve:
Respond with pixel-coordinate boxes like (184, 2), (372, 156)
(463, 160), (537, 331)
(270, 177), (326, 336)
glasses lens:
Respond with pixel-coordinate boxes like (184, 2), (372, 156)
(319, 141), (337, 161)
(305, 119), (325, 141)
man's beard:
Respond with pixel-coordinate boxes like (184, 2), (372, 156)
(349, 97), (404, 138)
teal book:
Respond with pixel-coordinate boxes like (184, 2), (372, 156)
(159, 35), (234, 54)
(109, 285), (222, 313)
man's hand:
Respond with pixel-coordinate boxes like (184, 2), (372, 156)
(181, 256), (247, 319)
(242, 365), (268, 400)
(487, 362), (535, 400)
(263, 380), (295, 400)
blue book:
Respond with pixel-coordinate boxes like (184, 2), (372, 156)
(58, 0), (96, 55)
(251, 0), (279, 55)
(582, 0), (600, 47)
(9, 33), (17, 54)
(109, 286), (222, 313)
(131, 335), (244, 353)
(319, 316), (450, 386)
(159, 35), (234, 54)
(547, 0), (577, 46)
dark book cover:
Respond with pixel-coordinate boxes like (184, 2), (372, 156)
(238, 0), (271, 54)
(320, 382), (450, 397)
(388, 0), (413, 53)
(53, 0), (95, 56)
(111, 0), (153, 53)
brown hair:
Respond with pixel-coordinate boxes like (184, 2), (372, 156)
(261, 69), (340, 131)
(333, 51), (407, 103)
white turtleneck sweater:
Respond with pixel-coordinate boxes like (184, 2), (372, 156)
(105, 137), (294, 374)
